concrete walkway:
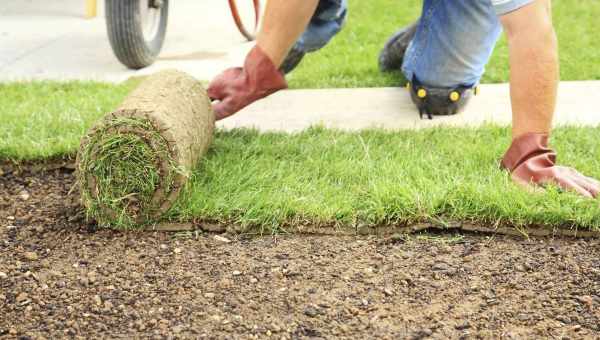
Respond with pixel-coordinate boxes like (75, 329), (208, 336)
(0, 0), (251, 82)
(218, 81), (600, 131)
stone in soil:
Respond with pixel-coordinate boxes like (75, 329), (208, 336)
(22, 251), (38, 261)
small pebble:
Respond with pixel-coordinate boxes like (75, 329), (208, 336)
(576, 295), (594, 308)
(303, 306), (319, 318)
(214, 235), (231, 243)
(87, 271), (97, 284)
(16, 292), (28, 303)
(432, 262), (449, 271)
(18, 190), (30, 201)
(455, 321), (471, 330)
(23, 252), (38, 261)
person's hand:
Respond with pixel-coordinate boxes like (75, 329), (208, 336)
(207, 45), (287, 120)
(501, 133), (600, 198)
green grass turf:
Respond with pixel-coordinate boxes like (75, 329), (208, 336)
(163, 126), (600, 233)
(287, 0), (600, 88)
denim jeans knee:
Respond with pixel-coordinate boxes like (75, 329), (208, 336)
(401, 0), (503, 88)
(292, 0), (348, 53)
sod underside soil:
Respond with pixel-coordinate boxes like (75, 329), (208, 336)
(1, 165), (600, 338)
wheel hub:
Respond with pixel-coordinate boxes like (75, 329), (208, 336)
(150, 0), (163, 9)
(140, 0), (162, 41)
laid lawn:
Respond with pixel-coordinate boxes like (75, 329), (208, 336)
(167, 126), (600, 233)
(288, 0), (600, 88)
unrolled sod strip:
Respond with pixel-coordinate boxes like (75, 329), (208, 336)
(77, 69), (214, 227)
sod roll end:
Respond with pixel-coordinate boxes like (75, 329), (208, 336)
(77, 69), (215, 228)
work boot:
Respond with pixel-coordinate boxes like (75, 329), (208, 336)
(378, 21), (418, 72)
(280, 47), (306, 75)
(407, 76), (477, 120)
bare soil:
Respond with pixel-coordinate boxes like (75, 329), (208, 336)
(1, 163), (599, 339)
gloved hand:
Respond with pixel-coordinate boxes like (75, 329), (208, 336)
(207, 45), (288, 120)
(501, 133), (600, 198)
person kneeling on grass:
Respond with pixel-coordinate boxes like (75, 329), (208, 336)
(208, 0), (600, 198)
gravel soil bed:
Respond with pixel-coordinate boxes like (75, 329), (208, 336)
(1, 165), (600, 339)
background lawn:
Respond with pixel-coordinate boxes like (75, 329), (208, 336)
(0, 81), (136, 160)
(288, 0), (600, 88)
(2, 0), (599, 160)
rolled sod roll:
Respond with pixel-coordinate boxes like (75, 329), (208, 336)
(76, 69), (214, 227)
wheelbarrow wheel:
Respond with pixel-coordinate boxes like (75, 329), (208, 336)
(228, 0), (261, 41)
(106, 0), (168, 69)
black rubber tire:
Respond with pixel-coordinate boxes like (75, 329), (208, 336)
(105, 0), (169, 69)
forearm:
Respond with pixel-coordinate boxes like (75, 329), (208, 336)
(257, 0), (319, 67)
(497, 1), (599, 197)
(500, 0), (558, 138)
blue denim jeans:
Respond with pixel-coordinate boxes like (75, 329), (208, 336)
(293, 0), (532, 88)
(292, 0), (348, 53)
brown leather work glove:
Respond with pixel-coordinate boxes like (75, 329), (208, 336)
(207, 45), (288, 120)
(501, 133), (600, 198)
